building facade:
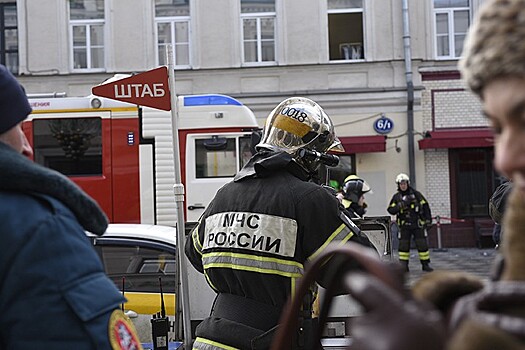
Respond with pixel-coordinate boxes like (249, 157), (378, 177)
(2, 0), (495, 247)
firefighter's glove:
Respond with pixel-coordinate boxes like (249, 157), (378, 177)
(345, 272), (446, 350)
(424, 221), (433, 231)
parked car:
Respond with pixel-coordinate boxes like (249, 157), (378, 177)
(86, 223), (215, 345)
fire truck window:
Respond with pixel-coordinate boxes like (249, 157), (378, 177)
(195, 137), (237, 178)
(98, 245), (176, 293)
(32, 118), (103, 176)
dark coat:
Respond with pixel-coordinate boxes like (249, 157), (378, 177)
(0, 142), (132, 349)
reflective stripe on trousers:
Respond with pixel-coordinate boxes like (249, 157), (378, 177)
(193, 337), (240, 350)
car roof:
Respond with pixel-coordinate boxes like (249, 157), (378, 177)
(87, 223), (177, 246)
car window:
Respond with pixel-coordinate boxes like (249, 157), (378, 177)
(96, 244), (176, 293)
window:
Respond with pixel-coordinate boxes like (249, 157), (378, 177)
(32, 118), (103, 176)
(241, 0), (276, 64)
(69, 0), (105, 71)
(433, 0), (470, 59)
(0, 3), (18, 74)
(450, 148), (496, 218)
(318, 155), (356, 192)
(195, 135), (253, 178)
(328, 0), (364, 61)
(155, 0), (191, 68)
(96, 244), (176, 293)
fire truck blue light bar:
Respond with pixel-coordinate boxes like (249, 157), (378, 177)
(183, 94), (242, 107)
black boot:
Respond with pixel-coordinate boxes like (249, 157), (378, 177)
(421, 261), (434, 272)
(400, 260), (409, 272)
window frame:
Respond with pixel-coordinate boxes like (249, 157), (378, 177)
(318, 154), (357, 192)
(0, 2), (18, 74)
(155, 16), (191, 69)
(68, 2), (106, 73)
(433, 1), (471, 60)
(91, 237), (177, 293)
(240, 5), (276, 66)
(32, 117), (104, 177)
(327, 4), (365, 62)
(193, 134), (253, 179)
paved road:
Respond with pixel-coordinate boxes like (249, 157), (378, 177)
(401, 247), (499, 286)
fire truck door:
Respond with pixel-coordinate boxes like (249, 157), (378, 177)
(185, 133), (253, 223)
(26, 113), (114, 221)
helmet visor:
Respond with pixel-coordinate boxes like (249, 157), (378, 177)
(328, 137), (345, 153)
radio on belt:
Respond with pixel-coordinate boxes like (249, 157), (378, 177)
(151, 277), (169, 350)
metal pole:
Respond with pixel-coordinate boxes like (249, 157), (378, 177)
(402, 0), (416, 188)
(167, 45), (193, 350)
(436, 215), (442, 249)
(434, 215), (447, 252)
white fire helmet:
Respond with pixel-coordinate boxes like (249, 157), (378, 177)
(256, 97), (344, 172)
(395, 173), (410, 184)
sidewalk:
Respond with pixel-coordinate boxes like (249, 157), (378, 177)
(401, 247), (499, 286)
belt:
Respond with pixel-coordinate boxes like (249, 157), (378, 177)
(211, 293), (282, 331)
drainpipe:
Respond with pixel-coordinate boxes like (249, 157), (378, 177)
(402, 0), (416, 188)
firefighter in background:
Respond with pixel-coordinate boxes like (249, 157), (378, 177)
(341, 174), (372, 218)
(185, 97), (374, 350)
(387, 173), (433, 272)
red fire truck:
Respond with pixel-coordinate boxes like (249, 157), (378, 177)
(24, 93), (260, 227)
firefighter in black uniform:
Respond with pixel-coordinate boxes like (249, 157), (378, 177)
(185, 97), (374, 350)
(387, 173), (433, 272)
(341, 174), (372, 219)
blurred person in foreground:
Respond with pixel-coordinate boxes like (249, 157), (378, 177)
(342, 0), (525, 349)
(185, 97), (374, 350)
(0, 64), (142, 349)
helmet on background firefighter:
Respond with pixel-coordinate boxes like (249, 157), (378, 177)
(343, 175), (372, 203)
(256, 97), (344, 173)
(395, 173), (410, 185)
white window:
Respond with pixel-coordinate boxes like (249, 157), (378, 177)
(241, 0), (276, 65)
(328, 0), (364, 61)
(433, 0), (470, 59)
(155, 0), (191, 68)
(69, 0), (105, 72)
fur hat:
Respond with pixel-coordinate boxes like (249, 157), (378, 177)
(459, 0), (525, 97)
(0, 64), (32, 135)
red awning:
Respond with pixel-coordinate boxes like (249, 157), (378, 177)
(339, 135), (386, 154)
(418, 129), (494, 149)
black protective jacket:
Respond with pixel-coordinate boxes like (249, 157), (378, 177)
(185, 151), (371, 349)
(387, 187), (432, 229)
